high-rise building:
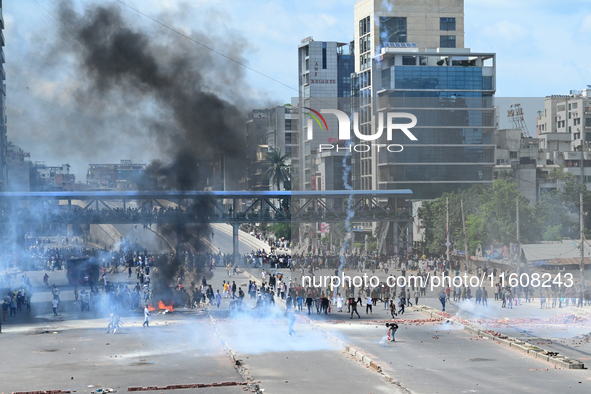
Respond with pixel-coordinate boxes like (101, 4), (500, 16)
(297, 38), (354, 190)
(354, 0), (465, 75)
(266, 105), (299, 190)
(352, 0), (496, 198)
(0, 1), (7, 190)
(245, 109), (271, 191)
(6, 141), (31, 191)
(244, 106), (300, 191)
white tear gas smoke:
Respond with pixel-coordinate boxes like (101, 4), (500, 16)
(220, 304), (341, 354)
(334, 139), (354, 297)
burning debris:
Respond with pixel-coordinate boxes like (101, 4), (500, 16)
(147, 301), (175, 314)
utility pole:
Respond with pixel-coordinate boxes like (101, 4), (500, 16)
(461, 199), (469, 270)
(446, 197), (450, 263)
(516, 196), (520, 270)
(580, 192), (585, 289)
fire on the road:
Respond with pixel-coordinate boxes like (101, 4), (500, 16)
(148, 301), (175, 312)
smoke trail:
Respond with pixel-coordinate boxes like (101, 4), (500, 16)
(334, 140), (354, 297)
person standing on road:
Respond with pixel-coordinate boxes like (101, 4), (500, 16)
(350, 297), (361, 319)
(52, 285), (60, 302)
(305, 295), (313, 315)
(287, 311), (296, 336)
(81, 290), (90, 311)
(143, 305), (151, 327)
(232, 281), (237, 299)
(43, 273), (50, 288)
(390, 301), (397, 318)
(215, 290), (222, 308)
(2, 296), (9, 321)
(336, 294), (343, 312)
(9, 297), (16, 317)
(366, 296), (373, 314)
(439, 290), (446, 312)
(506, 288), (513, 309)
(52, 298), (59, 316)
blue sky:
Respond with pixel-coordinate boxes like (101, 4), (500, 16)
(3, 0), (591, 175)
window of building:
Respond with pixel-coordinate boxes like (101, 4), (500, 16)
(574, 132), (580, 139)
(569, 112), (572, 119)
(379, 17), (407, 46)
(440, 35), (456, 48)
(359, 16), (370, 36)
(440, 17), (456, 31)
(285, 120), (292, 130)
(586, 118), (591, 127)
(509, 151), (518, 159)
(402, 56), (416, 65)
(322, 42), (327, 69)
(569, 104), (572, 110)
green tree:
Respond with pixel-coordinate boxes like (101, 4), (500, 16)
(465, 214), (485, 253)
(534, 189), (574, 240)
(417, 186), (483, 256)
(270, 223), (292, 240)
(265, 149), (291, 191)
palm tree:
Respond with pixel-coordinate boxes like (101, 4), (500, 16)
(265, 148), (291, 191)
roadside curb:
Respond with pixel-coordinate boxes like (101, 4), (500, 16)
(207, 314), (263, 393)
(417, 306), (586, 370)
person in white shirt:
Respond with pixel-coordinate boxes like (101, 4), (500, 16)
(52, 298), (59, 316)
(215, 290), (222, 308)
(336, 294), (343, 312)
(143, 305), (151, 327)
(366, 296), (373, 314)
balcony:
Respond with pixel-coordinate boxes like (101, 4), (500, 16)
(564, 151), (583, 160)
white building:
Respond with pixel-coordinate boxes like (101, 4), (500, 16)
(297, 39), (354, 191)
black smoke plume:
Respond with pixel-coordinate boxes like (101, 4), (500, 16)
(56, 0), (247, 190)
(55, 1), (248, 297)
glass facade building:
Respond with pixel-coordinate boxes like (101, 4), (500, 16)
(375, 51), (496, 199)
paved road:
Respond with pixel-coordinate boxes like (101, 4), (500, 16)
(274, 266), (591, 362)
(3, 228), (591, 393)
